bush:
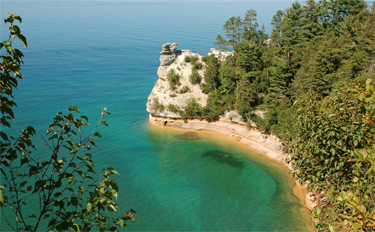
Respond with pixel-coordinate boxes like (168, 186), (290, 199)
(179, 86), (190, 94)
(152, 98), (165, 111)
(168, 104), (178, 113)
(189, 70), (202, 84)
(185, 98), (203, 119)
(169, 93), (177, 98)
(184, 55), (199, 63)
(184, 56), (191, 62)
(200, 83), (211, 94)
(193, 62), (203, 70)
(166, 69), (181, 90)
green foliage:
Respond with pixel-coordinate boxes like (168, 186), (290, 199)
(167, 104), (178, 113)
(184, 98), (203, 119)
(218, 59), (236, 95)
(243, 9), (259, 42)
(203, 54), (220, 93)
(214, 34), (229, 51)
(223, 16), (242, 50)
(0, 14), (135, 231)
(287, 81), (375, 230)
(184, 55), (198, 63)
(179, 86), (190, 94)
(189, 70), (202, 84)
(166, 68), (181, 90)
(152, 98), (165, 111)
(169, 93), (177, 98)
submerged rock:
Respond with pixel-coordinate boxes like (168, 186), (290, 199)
(175, 132), (201, 140)
(202, 150), (247, 169)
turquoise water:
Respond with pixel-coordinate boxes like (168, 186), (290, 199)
(1, 1), (314, 231)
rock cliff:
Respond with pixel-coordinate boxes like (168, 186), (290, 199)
(146, 43), (234, 119)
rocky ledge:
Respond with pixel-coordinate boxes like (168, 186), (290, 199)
(146, 43), (317, 212)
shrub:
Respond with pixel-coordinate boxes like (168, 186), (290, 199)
(185, 98), (203, 118)
(184, 56), (191, 62)
(152, 98), (165, 111)
(193, 62), (203, 70)
(166, 69), (181, 90)
(184, 55), (199, 63)
(169, 93), (177, 98)
(179, 86), (190, 94)
(189, 70), (202, 84)
(168, 104), (178, 113)
(200, 83), (211, 94)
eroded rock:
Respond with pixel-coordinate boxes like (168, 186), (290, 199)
(160, 43), (179, 66)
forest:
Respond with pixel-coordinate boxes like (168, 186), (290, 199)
(183, 0), (375, 231)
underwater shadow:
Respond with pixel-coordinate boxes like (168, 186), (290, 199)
(202, 150), (247, 169)
(175, 132), (201, 141)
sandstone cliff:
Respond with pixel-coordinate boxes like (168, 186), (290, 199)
(145, 43), (235, 119)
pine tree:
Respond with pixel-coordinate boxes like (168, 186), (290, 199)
(214, 34), (229, 51)
(299, 0), (324, 42)
(243, 9), (259, 43)
(223, 16), (242, 51)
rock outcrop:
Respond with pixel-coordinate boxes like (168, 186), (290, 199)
(146, 43), (232, 119)
(160, 43), (179, 66)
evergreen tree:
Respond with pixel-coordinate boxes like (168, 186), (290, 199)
(235, 74), (257, 122)
(223, 16), (242, 51)
(299, 0), (324, 42)
(265, 55), (291, 107)
(202, 54), (220, 93)
(218, 59), (236, 95)
(214, 34), (229, 51)
(243, 9), (259, 43)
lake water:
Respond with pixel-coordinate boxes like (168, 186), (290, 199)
(1, 1), (315, 231)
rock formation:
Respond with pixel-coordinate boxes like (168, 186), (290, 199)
(146, 43), (232, 119)
(160, 43), (179, 66)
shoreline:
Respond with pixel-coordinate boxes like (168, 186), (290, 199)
(148, 114), (317, 212)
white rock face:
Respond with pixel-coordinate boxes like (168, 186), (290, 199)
(146, 43), (233, 118)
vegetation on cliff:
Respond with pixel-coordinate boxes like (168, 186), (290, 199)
(204, 0), (375, 231)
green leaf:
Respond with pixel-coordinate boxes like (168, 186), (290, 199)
(0, 190), (4, 209)
(87, 202), (92, 211)
(66, 175), (73, 183)
(17, 33), (27, 48)
(109, 179), (119, 192)
(67, 141), (76, 150)
(80, 115), (88, 122)
(107, 204), (117, 212)
(71, 197), (79, 206)
(0, 131), (9, 141)
(355, 150), (364, 159)
(104, 167), (119, 177)
(116, 219), (125, 229)
(72, 224), (80, 232)
(353, 222), (362, 229)
(68, 106), (79, 113)
(14, 15), (22, 23)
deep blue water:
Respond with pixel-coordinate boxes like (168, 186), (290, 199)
(0, 1), (316, 231)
